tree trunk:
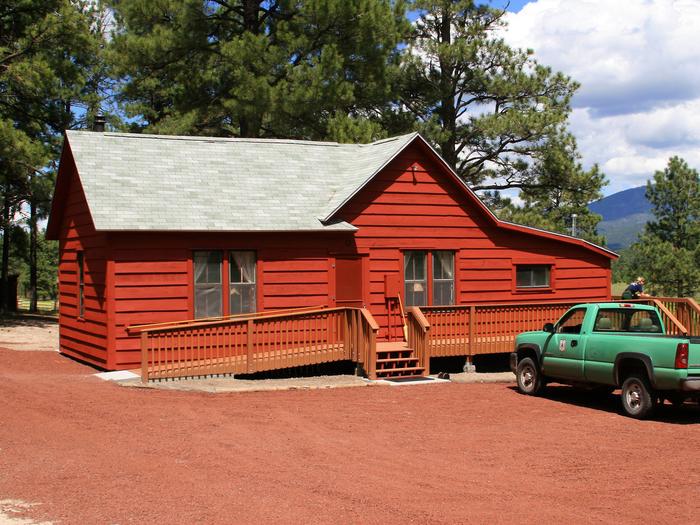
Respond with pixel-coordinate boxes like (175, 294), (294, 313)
(30, 194), (38, 313)
(1, 191), (10, 313)
(438, 9), (457, 169)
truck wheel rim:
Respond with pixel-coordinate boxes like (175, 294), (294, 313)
(626, 383), (642, 411)
(521, 367), (534, 390)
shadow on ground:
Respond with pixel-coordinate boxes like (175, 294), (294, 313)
(510, 384), (700, 424)
(0, 315), (57, 329)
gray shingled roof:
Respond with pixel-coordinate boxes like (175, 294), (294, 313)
(65, 130), (419, 232)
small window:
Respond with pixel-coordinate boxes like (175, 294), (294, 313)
(194, 251), (222, 318)
(404, 251), (427, 306)
(516, 265), (550, 289)
(77, 251), (85, 317)
(230, 251), (256, 314)
(556, 308), (586, 334)
(432, 251), (454, 306)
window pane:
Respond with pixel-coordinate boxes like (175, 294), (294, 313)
(433, 281), (454, 306)
(195, 251), (222, 284)
(433, 252), (454, 305)
(195, 285), (222, 318)
(433, 251), (454, 280)
(230, 252), (257, 314)
(516, 265), (550, 288)
(556, 308), (586, 334)
(194, 251), (222, 318)
(404, 251), (425, 281)
(230, 251), (256, 283)
(404, 251), (426, 306)
(230, 283), (256, 314)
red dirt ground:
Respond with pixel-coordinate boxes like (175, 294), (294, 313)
(1, 347), (699, 524)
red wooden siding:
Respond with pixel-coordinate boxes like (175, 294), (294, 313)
(56, 161), (110, 368)
(108, 235), (348, 368)
(337, 148), (612, 340)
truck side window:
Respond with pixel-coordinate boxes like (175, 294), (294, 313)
(556, 308), (586, 334)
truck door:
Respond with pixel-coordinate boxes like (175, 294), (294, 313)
(542, 307), (587, 380)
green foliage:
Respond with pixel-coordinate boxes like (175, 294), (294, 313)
(618, 157), (700, 297)
(397, 0), (578, 191)
(1, 0), (97, 309)
(108, 0), (408, 140)
(490, 133), (607, 244)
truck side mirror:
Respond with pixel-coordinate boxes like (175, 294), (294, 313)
(543, 323), (555, 333)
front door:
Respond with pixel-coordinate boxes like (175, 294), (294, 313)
(335, 257), (364, 308)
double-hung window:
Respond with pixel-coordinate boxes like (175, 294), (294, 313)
(404, 251), (455, 307)
(194, 251), (223, 318)
(229, 251), (256, 315)
(194, 250), (257, 319)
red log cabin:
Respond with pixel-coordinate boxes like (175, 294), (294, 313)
(46, 130), (617, 370)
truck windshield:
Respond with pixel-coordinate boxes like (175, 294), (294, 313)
(593, 308), (662, 333)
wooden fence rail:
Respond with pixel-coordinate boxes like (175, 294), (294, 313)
(418, 301), (578, 358)
(131, 307), (378, 383)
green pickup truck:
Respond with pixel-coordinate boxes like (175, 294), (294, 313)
(510, 302), (700, 418)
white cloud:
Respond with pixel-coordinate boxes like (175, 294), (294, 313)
(501, 0), (700, 194)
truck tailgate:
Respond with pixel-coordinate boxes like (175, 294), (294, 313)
(689, 339), (700, 371)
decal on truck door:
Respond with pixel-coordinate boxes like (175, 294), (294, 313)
(559, 339), (567, 352)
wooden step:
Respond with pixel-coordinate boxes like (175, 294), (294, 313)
(375, 366), (425, 378)
(376, 350), (415, 359)
(376, 357), (419, 365)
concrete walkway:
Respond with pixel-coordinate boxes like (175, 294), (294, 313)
(107, 370), (515, 394)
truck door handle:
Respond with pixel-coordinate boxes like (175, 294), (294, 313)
(571, 340), (578, 347)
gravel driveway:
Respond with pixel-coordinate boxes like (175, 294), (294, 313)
(1, 341), (699, 524)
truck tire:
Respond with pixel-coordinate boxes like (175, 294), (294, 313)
(621, 375), (655, 419)
(516, 357), (543, 395)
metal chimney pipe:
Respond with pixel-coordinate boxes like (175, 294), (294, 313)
(93, 114), (106, 132)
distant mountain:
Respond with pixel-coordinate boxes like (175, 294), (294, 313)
(589, 186), (652, 251)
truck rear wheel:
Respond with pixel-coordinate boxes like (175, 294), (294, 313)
(621, 375), (655, 419)
(516, 357), (543, 395)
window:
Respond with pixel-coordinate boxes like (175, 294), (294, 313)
(516, 265), (551, 289)
(194, 251), (223, 318)
(404, 251), (426, 306)
(404, 251), (456, 307)
(594, 308), (662, 333)
(432, 251), (454, 305)
(77, 251), (85, 317)
(229, 251), (256, 314)
(556, 308), (586, 334)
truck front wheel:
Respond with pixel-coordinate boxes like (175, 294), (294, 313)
(516, 357), (543, 395)
(621, 375), (655, 419)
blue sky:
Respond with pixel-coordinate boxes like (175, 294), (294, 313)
(498, 0), (700, 195)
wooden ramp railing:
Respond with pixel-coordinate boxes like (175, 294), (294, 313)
(416, 301), (579, 358)
(130, 307), (379, 383)
(626, 297), (699, 336)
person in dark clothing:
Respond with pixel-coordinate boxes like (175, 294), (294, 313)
(621, 276), (650, 299)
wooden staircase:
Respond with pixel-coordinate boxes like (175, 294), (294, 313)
(375, 342), (425, 379)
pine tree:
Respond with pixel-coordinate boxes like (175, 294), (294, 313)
(0, 0), (94, 311)
(108, 0), (407, 142)
(397, 0), (578, 191)
(620, 157), (700, 297)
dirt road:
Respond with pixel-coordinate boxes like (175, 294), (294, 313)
(1, 347), (699, 524)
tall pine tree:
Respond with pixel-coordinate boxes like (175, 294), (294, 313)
(108, 0), (407, 142)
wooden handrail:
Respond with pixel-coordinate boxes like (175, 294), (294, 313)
(131, 306), (349, 334)
(407, 306), (430, 332)
(652, 299), (688, 335)
(359, 308), (380, 331)
(128, 305), (327, 333)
